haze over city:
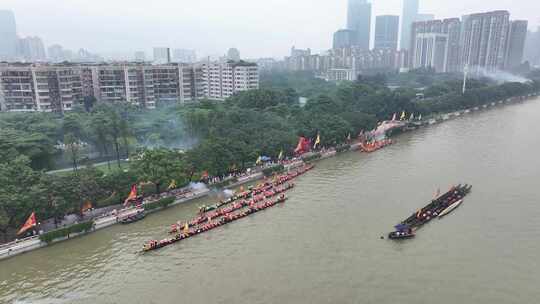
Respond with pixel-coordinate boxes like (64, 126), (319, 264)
(3, 0), (540, 58)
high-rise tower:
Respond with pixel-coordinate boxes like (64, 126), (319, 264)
(347, 0), (372, 50)
(400, 0), (419, 50)
(0, 10), (18, 61)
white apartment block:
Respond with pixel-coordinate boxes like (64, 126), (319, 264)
(202, 61), (259, 100)
(0, 61), (259, 112)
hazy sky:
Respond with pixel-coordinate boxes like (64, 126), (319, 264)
(3, 0), (540, 59)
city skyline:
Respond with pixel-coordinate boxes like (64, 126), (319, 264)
(1, 0), (539, 59)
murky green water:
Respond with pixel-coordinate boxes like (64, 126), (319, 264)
(2, 98), (540, 304)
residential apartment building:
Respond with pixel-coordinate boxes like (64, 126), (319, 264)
(460, 11), (511, 72)
(0, 61), (259, 112)
(0, 63), (82, 112)
(202, 61), (259, 100)
(410, 18), (462, 73)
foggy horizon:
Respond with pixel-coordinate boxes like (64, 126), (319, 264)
(2, 0), (540, 59)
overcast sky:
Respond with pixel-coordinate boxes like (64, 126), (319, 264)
(2, 0), (539, 59)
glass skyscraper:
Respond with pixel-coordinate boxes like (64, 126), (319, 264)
(347, 0), (372, 50)
(400, 0), (419, 50)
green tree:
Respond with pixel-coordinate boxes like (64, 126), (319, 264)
(0, 156), (46, 241)
(131, 149), (187, 194)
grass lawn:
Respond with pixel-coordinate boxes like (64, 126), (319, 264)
(51, 161), (128, 176)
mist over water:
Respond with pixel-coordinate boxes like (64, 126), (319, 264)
(2, 97), (540, 303)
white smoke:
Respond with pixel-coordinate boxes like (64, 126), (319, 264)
(472, 66), (531, 84)
(189, 182), (208, 191)
(222, 189), (235, 198)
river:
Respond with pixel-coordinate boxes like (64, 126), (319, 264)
(2, 97), (540, 304)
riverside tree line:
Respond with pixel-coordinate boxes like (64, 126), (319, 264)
(1, 70), (539, 242)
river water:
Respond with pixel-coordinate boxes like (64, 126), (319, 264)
(2, 98), (540, 304)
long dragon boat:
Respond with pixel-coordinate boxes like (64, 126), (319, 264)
(142, 195), (287, 252)
(197, 164), (313, 214)
(169, 183), (294, 233)
(388, 184), (472, 239)
(360, 139), (393, 153)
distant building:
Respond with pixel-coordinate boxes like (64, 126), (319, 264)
(290, 46), (311, 57)
(172, 49), (196, 63)
(0, 10), (17, 61)
(417, 14), (435, 22)
(202, 60), (259, 100)
(17, 36), (46, 61)
(226, 48), (241, 61)
(524, 27), (540, 66)
(460, 11), (510, 72)
(75, 48), (102, 63)
(374, 15), (400, 50)
(0, 64), (82, 112)
(325, 68), (359, 81)
(47, 44), (65, 62)
(134, 51), (146, 62)
(256, 58), (282, 71)
(410, 18), (462, 73)
(400, 0), (419, 50)
(505, 20), (528, 69)
(0, 61), (260, 112)
(333, 29), (358, 49)
(347, 0), (371, 49)
(153, 47), (171, 64)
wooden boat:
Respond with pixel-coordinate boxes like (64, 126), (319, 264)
(387, 184), (472, 239)
(120, 210), (146, 224)
(143, 195), (287, 252)
(438, 199), (463, 218)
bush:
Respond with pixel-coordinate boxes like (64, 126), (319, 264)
(96, 192), (121, 208)
(39, 221), (94, 243)
(262, 164), (285, 177)
(336, 144), (351, 153)
(143, 197), (175, 211)
(302, 153), (321, 163)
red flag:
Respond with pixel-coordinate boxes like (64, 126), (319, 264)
(124, 185), (138, 207)
(17, 212), (37, 235)
(294, 137), (305, 153)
